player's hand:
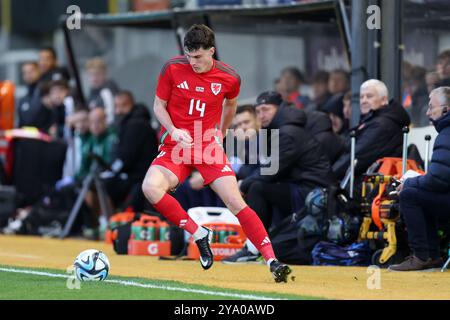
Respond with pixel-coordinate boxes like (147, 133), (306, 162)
(171, 128), (193, 148)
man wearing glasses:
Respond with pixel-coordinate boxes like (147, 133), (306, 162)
(390, 86), (450, 271)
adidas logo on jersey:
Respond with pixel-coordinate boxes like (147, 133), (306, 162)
(221, 165), (232, 173)
(177, 81), (189, 90)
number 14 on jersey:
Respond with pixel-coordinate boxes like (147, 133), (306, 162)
(189, 99), (206, 117)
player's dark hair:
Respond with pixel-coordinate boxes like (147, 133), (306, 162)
(40, 46), (57, 60)
(236, 104), (256, 117)
(183, 24), (215, 52)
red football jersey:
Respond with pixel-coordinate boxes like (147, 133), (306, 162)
(156, 55), (241, 147)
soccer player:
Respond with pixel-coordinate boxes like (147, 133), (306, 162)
(142, 24), (292, 282)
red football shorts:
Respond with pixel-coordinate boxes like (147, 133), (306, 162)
(151, 143), (235, 186)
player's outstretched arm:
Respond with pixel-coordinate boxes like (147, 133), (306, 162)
(153, 95), (193, 147)
(221, 97), (238, 137)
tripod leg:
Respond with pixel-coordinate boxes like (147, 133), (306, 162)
(441, 256), (450, 272)
(94, 176), (113, 219)
(59, 174), (94, 239)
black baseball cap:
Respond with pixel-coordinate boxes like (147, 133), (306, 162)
(255, 91), (283, 108)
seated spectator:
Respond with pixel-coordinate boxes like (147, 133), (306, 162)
(102, 90), (159, 211)
(240, 92), (334, 226)
(332, 79), (411, 182)
(311, 70), (332, 112)
(82, 108), (117, 238)
(230, 104), (261, 180)
(25, 79), (73, 138)
(278, 67), (311, 109)
(331, 90), (352, 136)
(78, 108), (116, 180)
(29, 82), (55, 134)
(436, 50), (450, 87)
(342, 90), (352, 128)
(390, 86), (450, 271)
(322, 69), (350, 126)
(224, 91), (335, 263)
(17, 61), (42, 128)
(328, 69), (350, 96)
(38, 47), (70, 83)
(327, 102), (346, 135)
(305, 110), (345, 164)
(85, 57), (119, 125)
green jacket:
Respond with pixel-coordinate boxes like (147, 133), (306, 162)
(76, 128), (117, 180)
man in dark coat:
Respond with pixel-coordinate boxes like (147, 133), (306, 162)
(240, 91), (335, 225)
(17, 61), (42, 128)
(305, 110), (345, 164)
(101, 90), (159, 211)
(390, 86), (450, 271)
(223, 91), (336, 264)
(332, 79), (411, 181)
(38, 47), (70, 83)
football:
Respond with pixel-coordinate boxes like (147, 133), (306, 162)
(73, 249), (110, 281)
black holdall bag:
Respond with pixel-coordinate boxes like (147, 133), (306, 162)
(269, 186), (354, 265)
(270, 207), (325, 265)
(112, 222), (133, 255)
(111, 212), (186, 256)
(110, 212), (144, 255)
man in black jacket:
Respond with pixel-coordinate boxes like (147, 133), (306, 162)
(38, 47), (70, 83)
(332, 79), (411, 182)
(223, 92), (335, 263)
(305, 110), (345, 164)
(17, 61), (42, 128)
(390, 86), (450, 271)
(101, 90), (159, 211)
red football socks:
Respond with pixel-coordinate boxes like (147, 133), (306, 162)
(236, 206), (276, 262)
(153, 193), (199, 234)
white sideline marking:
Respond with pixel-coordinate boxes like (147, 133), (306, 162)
(0, 252), (41, 260)
(0, 267), (285, 300)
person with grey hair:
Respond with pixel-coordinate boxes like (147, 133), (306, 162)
(332, 79), (411, 181)
(389, 86), (450, 271)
